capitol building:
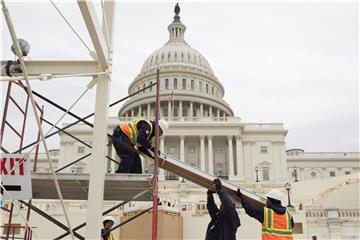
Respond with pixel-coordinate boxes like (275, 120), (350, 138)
(3, 5), (359, 240)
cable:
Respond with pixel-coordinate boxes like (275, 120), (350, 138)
(12, 82), (157, 154)
(1, 78), (94, 183)
(50, 0), (92, 53)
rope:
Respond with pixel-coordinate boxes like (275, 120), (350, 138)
(26, 78), (95, 154)
(12, 82), (157, 154)
(49, 0), (92, 53)
(0, 184), (40, 240)
(1, 1), (76, 239)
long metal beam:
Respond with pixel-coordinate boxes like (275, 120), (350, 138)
(1, 60), (98, 76)
(78, 1), (109, 70)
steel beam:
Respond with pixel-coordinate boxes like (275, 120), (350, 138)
(1, 60), (98, 76)
(78, 1), (109, 70)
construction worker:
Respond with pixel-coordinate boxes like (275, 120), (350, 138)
(236, 188), (294, 239)
(206, 178), (241, 240)
(101, 216), (115, 240)
(112, 119), (169, 173)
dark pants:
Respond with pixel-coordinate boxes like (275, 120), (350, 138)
(112, 127), (142, 173)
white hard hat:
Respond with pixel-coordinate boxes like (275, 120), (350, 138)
(266, 189), (283, 201)
(158, 119), (169, 134)
(103, 216), (115, 224)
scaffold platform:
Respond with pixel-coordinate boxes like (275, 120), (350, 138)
(31, 173), (153, 201)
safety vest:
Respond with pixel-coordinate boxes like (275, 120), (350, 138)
(119, 119), (153, 145)
(101, 233), (114, 240)
(262, 207), (293, 240)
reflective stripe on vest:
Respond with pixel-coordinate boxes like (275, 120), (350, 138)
(119, 119), (152, 145)
(262, 207), (293, 239)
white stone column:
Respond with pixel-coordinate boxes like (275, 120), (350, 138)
(180, 136), (185, 162)
(227, 136), (234, 178)
(168, 101), (172, 119)
(272, 142), (279, 181)
(125, 112), (128, 118)
(159, 137), (165, 180)
(131, 109), (134, 117)
(200, 136), (205, 171)
(209, 106), (212, 117)
(179, 101), (182, 118)
(200, 103), (203, 117)
(243, 141), (252, 180)
(147, 103), (151, 118)
(279, 142), (288, 181)
(235, 136), (244, 179)
(138, 105), (142, 117)
(208, 136), (213, 174)
(190, 102), (193, 118)
(251, 142), (256, 180)
(217, 109), (220, 118)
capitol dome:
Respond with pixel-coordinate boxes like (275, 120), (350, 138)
(119, 4), (234, 119)
(140, 34), (215, 76)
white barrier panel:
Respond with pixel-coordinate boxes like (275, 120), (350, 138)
(1, 154), (32, 200)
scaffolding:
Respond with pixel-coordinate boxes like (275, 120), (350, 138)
(1, 1), (266, 240)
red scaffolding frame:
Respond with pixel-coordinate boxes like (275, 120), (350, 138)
(1, 81), (44, 240)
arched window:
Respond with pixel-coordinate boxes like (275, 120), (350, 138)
(199, 81), (203, 92)
(174, 78), (178, 89)
(206, 83), (209, 93)
(182, 79), (186, 89)
(191, 80), (194, 90)
(165, 79), (169, 89)
(149, 81), (153, 92)
(212, 86), (214, 95)
(143, 83), (146, 93)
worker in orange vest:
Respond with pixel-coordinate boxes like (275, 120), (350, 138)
(112, 119), (169, 173)
(236, 188), (294, 239)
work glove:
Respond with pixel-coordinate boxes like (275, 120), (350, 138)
(150, 147), (161, 156)
(236, 188), (242, 198)
(213, 178), (222, 193)
(207, 189), (215, 196)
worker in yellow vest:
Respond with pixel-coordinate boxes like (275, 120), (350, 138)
(236, 188), (294, 239)
(101, 216), (115, 240)
(112, 119), (169, 173)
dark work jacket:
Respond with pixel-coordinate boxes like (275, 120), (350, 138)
(240, 196), (294, 228)
(205, 191), (241, 240)
(136, 120), (156, 157)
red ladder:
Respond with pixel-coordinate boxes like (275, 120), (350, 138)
(1, 81), (44, 240)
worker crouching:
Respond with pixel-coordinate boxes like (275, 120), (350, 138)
(112, 118), (169, 173)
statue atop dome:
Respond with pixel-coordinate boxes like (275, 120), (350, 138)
(174, 3), (180, 16)
(174, 3), (180, 21)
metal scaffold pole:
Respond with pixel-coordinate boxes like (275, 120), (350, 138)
(152, 65), (161, 240)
